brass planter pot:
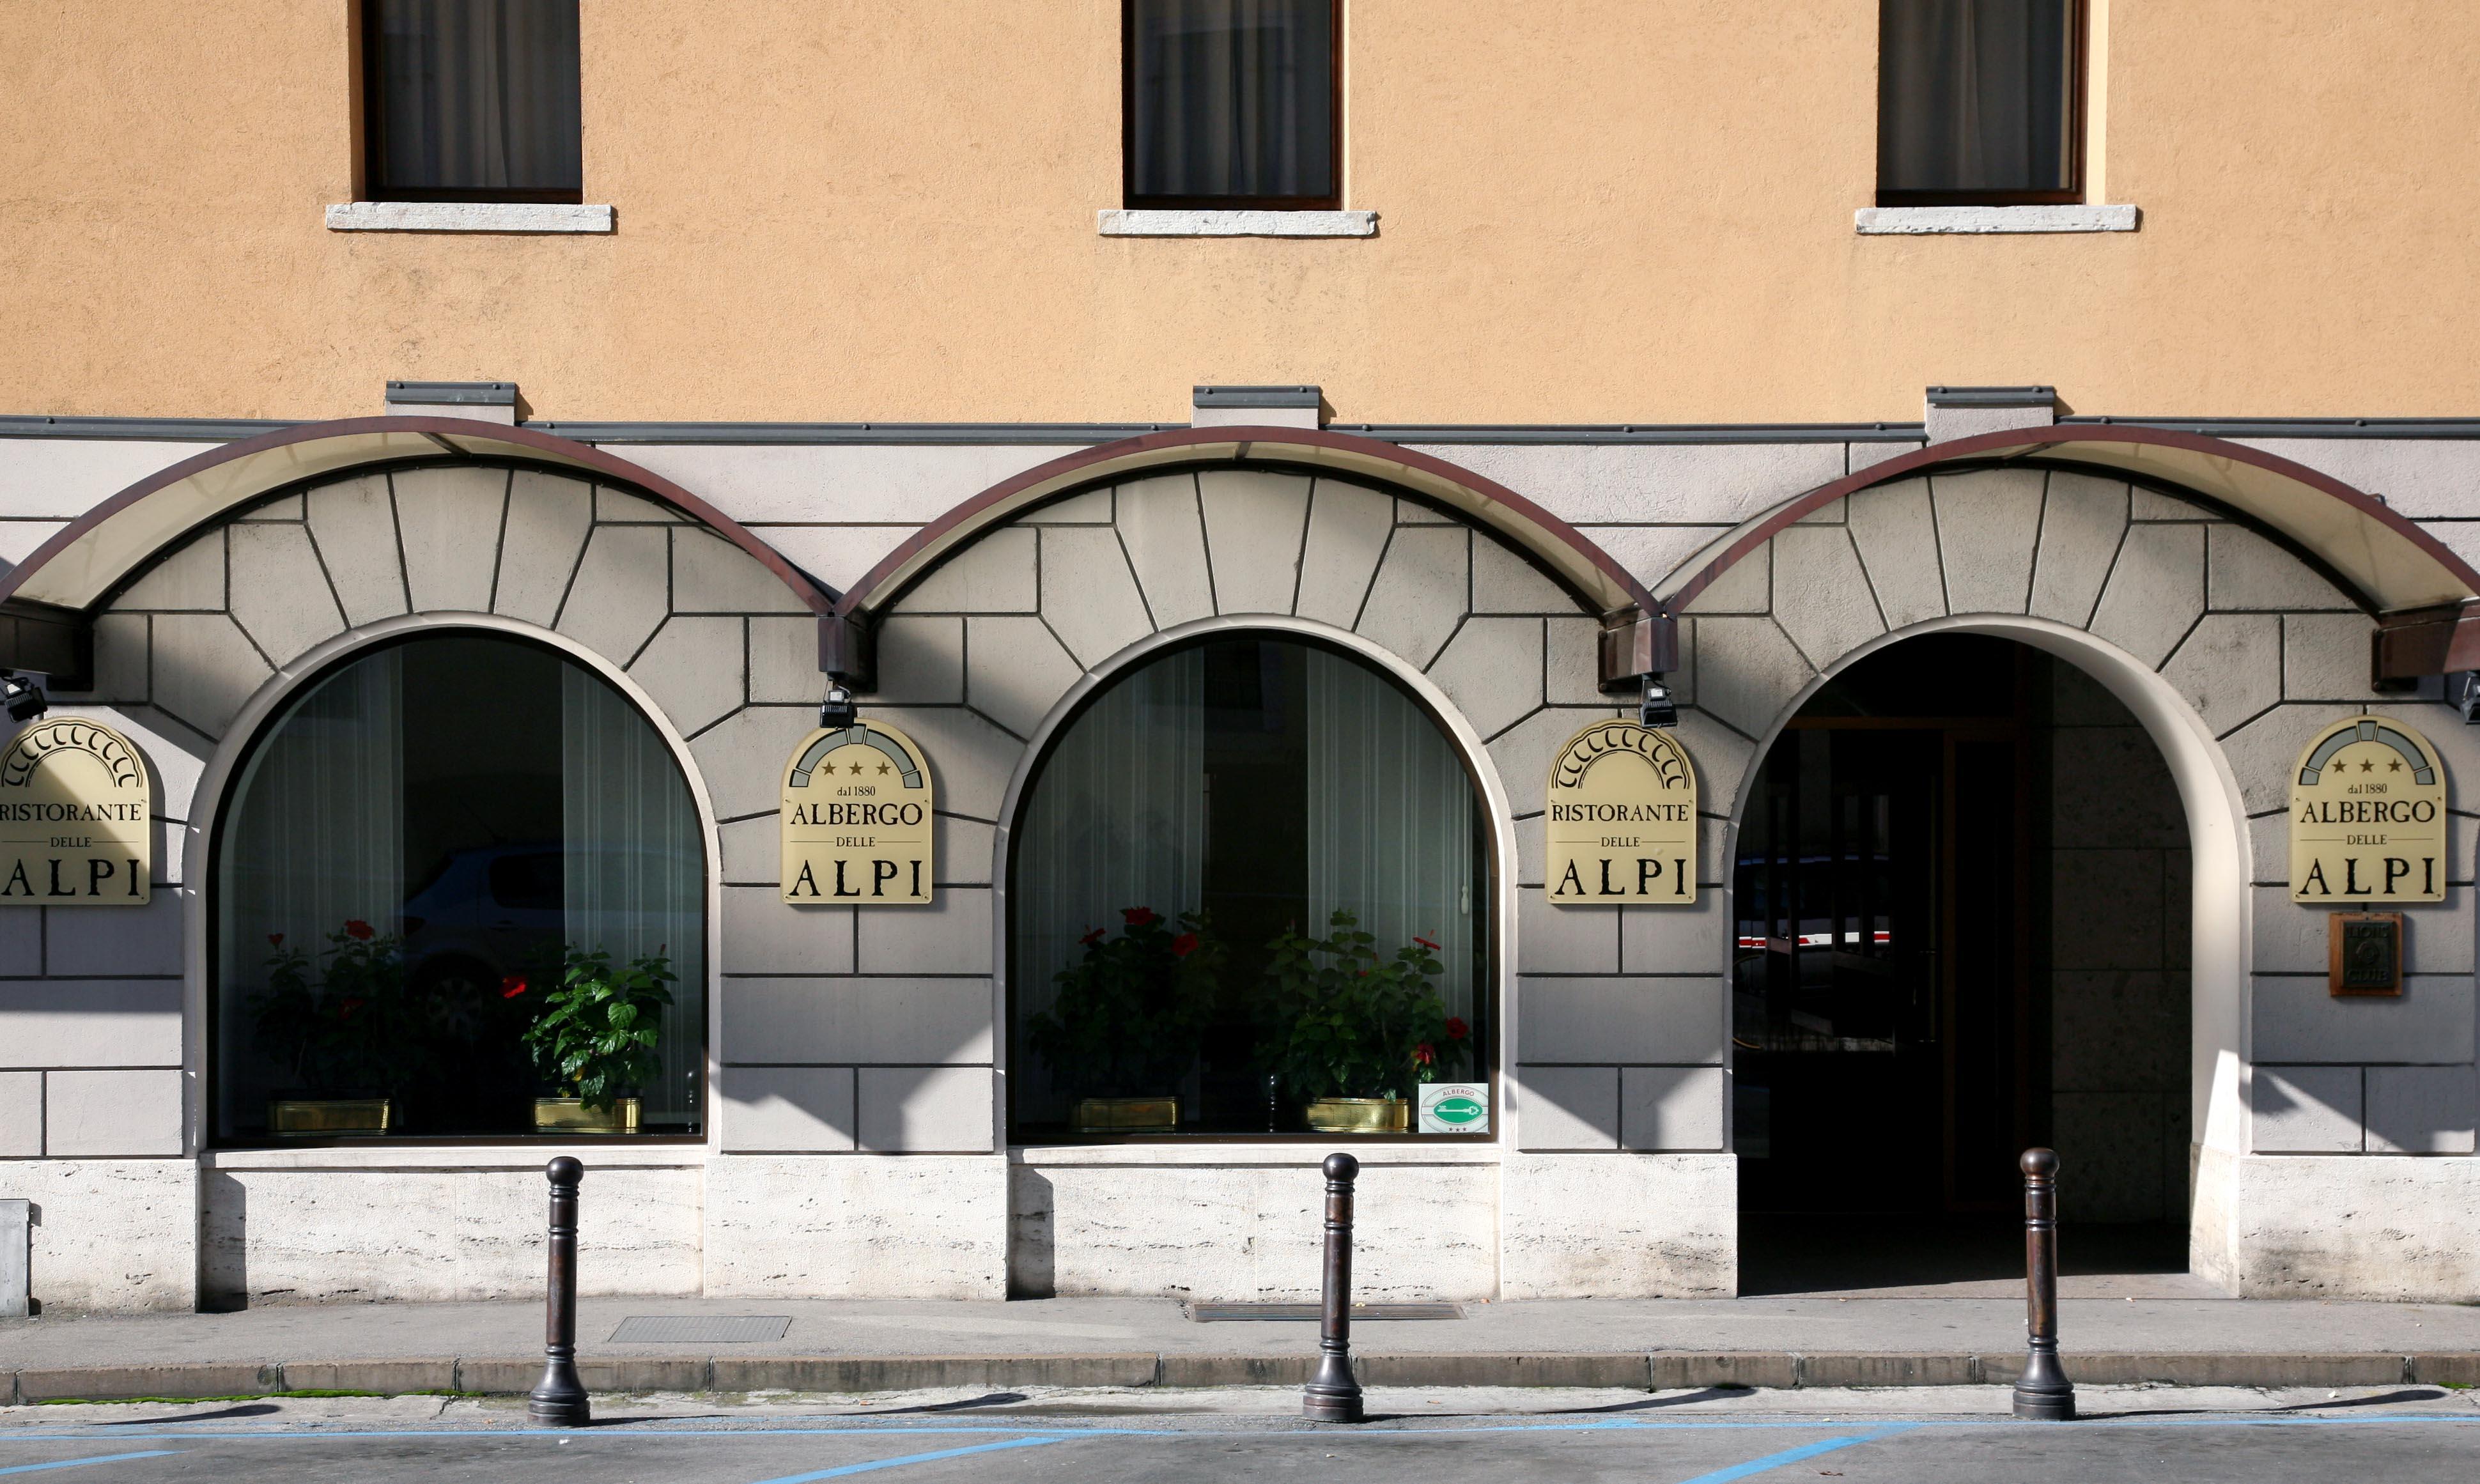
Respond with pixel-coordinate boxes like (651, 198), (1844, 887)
(1304, 1097), (1411, 1134)
(268, 1098), (393, 1137)
(532, 1096), (642, 1134)
(1071, 1095), (1179, 1134)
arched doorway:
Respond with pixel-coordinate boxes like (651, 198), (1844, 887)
(1733, 631), (2195, 1292)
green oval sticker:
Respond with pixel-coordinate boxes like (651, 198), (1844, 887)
(1431, 1096), (1485, 1125)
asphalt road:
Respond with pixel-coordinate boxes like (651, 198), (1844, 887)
(2, 1387), (2474, 1482)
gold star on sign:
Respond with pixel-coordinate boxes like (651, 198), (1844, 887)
(2389, 760), (2403, 772)
(2330, 760), (2346, 773)
(848, 761), (864, 775)
(2361, 759), (2376, 771)
(878, 762), (892, 775)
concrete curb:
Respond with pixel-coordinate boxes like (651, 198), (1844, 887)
(6, 1351), (2478, 1402)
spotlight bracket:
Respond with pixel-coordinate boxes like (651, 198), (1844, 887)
(819, 682), (860, 731)
(1638, 674), (1677, 730)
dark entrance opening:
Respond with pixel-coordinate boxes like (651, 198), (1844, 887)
(1733, 634), (2194, 1294)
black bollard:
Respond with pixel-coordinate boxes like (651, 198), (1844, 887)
(2011, 1148), (2075, 1421)
(1302, 1152), (1365, 1423)
(527, 1156), (591, 1427)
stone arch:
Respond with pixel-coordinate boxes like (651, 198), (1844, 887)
(822, 426), (1678, 694)
(849, 461), (1730, 1299)
(49, 458), (807, 1178)
(1675, 463), (2477, 1292)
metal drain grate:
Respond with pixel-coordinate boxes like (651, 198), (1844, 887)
(1186, 1302), (1465, 1322)
(608, 1315), (791, 1343)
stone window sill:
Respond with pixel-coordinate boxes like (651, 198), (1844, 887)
(326, 201), (615, 233)
(203, 1143), (705, 1170)
(1099, 208), (1377, 238)
(1855, 204), (2139, 235)
(1012, 1141), (1498, 1166)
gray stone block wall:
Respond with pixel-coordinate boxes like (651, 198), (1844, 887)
(2044, 660), (2192, 1223)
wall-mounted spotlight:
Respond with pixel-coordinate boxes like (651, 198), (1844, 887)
(819, 682), (859, 731)
(2453, 671), (2480, 725)
(1638, 674), (1677, 730)
(1, 671), (47, 725)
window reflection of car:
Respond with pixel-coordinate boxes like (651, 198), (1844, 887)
(399, 845), (689, 1031)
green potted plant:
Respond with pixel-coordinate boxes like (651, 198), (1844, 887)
(518, 945), (677, 1134)
(1257, 910), (1471, 1133)
(251, 919), (414, 1136)
(1028, 906), (1225, 1132)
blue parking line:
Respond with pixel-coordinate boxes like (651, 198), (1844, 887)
(0, 1453), (183, 1476)
(1668, 1426), (1914, 1484)
(745, 1435), (1065, 1483)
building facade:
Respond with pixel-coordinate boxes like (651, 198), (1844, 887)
(3, 2), (2477, 1311)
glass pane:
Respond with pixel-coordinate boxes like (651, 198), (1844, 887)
(214, 633), (703, 1141)
(1128, 0), (1335, 201)
(372, 0), (583, 196)
(1011, 636), (1485, 1138)
(1879, 0), (2077, 195)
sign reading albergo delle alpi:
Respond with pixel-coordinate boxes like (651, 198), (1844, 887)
(0, 716), (153, 904)
(782, 720), (935, 905)
(2290, 716), (2447, 903)
(1546, 716), (1697, 904)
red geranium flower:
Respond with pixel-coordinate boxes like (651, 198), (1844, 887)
(499, 975), (528, 1000)
(1170, 932), (1200, 958)
(1079, 926), (1104, 947)
(1445, 1017), (1469, 1040)
(266, 933), (284, 947)
(1122, 906), (1158, 927)
(338, 996), (366, 1018)
(1414, 1043), (1436, 1065)
(1413, 935), (1440, 952)
(343, 919), (375, 941)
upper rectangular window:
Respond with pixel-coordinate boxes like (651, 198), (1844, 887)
(362, 0), (583, 204)
(1124, 0), (1339, 210)
(1877, 0), (2082, 206)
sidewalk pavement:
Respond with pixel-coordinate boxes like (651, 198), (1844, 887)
(7, 1293), (2479, 1402)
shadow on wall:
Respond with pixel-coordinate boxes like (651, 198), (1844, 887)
(200, 1172), (247, 1310)
(1007, 1170), (1057, 1298)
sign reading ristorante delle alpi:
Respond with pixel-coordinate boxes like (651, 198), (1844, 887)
(2290, 716), (2447, 904)
(0, 716), (153, 906)
(1546, 717), (1697, 905)
(781, 720), (936, 905)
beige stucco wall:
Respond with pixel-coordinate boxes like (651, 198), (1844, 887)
(4, 3), (2479, 424)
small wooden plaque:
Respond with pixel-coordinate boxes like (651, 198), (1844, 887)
(2328, 912), (2403, 997)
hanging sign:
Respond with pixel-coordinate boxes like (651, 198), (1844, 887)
(0, 716), (153, 906)
(2290, 716), (2447, 904)
(1546, 717), (1697, 905)
(781, 720), (935, 905)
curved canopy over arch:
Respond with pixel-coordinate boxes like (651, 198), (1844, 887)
(823, 425), (1677, 693)
(0, 416), (838, 686)
(1659, 424), (2480, 679)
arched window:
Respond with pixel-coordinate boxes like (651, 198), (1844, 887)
(1010, 634), (1490, 1140)
(211, 632), (704, 1143)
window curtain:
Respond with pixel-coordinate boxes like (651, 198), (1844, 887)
(561, 668), (704, 1127)
(1303, 651), (1477, 1027)
(1879, 0), (2075, 195)
(1012, 649), (1207, 1107)
(373, 0), (582, 194)
(1128, 0), (1334, 201)
(215, 650), (405, 1131)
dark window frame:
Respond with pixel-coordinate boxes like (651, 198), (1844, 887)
(1004, 619), (1499, 1147)
(1120, 0), (1344, 212)
(1874, 0), (2088, 208)
(205, 625), (709, 1150)
(358, 0), (585, 205)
